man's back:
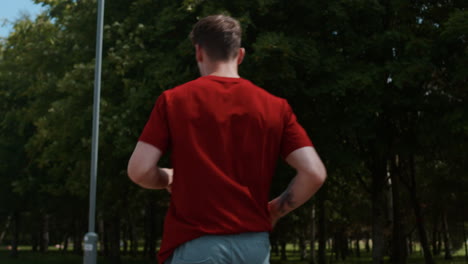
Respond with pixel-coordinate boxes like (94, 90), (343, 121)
(139, 75), (312, 263)
(128, 14), (325, 264)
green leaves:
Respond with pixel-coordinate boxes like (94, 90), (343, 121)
(0, 1), (467, 255)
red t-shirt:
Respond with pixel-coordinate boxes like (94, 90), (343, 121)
(138, 75), (313, 264)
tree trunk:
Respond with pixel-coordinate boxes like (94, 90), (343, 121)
(432, 214), (439, 256)
(365, 233), (370, 253)
(463, 221), (468, 262)
(329, 237), (335, 263)
(63, 234), (69, 252)
(408, 155), (435, 264)
(309, 204), (316, 264)
(143, 231), (148, 258)
(390, 155), (406, 264)
(371, 158), (386, 264)
(339, 231), (348, 260)
(355, 239), (361, 258)
(73, 219), (83, 255)
(99, 218), (106, 256)
(317, 191), (327, 264)
(300, 234), (307, 260)
(0, 214), (11, 245)
(10, 212), (19, 258)
(145, 194), (157, 260)
(348, 238), (353, 257)
(441, 211), (452, 260)
(40, 214), (49, 253)
(103, 219), (110, 257)
(107, 215), (121, 264)
(412, 194), (431, 260)
(332, 233), (339, 261)
(280, 239), (287, 261)
(436, 229), (442, 256)
(408, 231), (413, 255)
(122, 222), (128, 256)
(129, 218), (138, 257)
(271, 235), (279, 256)
(32, 231), (39, 252)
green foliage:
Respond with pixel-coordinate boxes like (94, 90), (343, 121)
(0, 0), (467, 262)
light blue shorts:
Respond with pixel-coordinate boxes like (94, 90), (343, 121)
(165, 232), (270, 264)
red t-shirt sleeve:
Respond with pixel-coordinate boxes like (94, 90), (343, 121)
(138, 92), (170, 154)
(280, 100), (313, 158)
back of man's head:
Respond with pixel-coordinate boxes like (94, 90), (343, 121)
(189, 15), (242, 62)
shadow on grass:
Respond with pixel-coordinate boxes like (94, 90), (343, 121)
(0, 249), (466, 264)
(269, 251), (467, 264)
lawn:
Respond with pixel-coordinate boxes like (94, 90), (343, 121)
(0, 250), (147, 264)
(0, 245), (466, 264)
(269, 249), (467, 264)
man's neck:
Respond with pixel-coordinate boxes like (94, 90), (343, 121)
(200, 60), (240, 78)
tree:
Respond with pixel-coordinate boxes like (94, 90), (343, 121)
(0, 1), (466, 263)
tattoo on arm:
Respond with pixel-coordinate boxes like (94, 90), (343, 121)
(278, 178), (298, 215)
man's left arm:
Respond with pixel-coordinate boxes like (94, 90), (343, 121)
(127, 141), (172, 190)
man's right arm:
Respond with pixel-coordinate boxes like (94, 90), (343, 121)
(269, 146), (327, 226)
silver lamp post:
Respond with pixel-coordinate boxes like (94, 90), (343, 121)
(84, 0), (105, 263)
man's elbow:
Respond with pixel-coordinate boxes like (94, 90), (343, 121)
(316, 166), (327, 186)
(308, 164), (327, 188)
(127, 162), (146, 186)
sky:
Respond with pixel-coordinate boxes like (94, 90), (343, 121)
(0, 0), (44, 38)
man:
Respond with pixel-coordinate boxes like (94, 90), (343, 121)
(128, 14), (326, 264)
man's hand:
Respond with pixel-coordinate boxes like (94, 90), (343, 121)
(268, 201), (282, 228)
(128, 142), (172, 189)
(160, 168), (174, 193)
(268, 147), (327, 229)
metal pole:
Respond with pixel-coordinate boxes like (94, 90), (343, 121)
(84, 0), (105, 263)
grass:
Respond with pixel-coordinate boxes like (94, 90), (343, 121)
(268, 251), (467, 264)
(0, 245), (466, 264)
(0, 251), (151, 264)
